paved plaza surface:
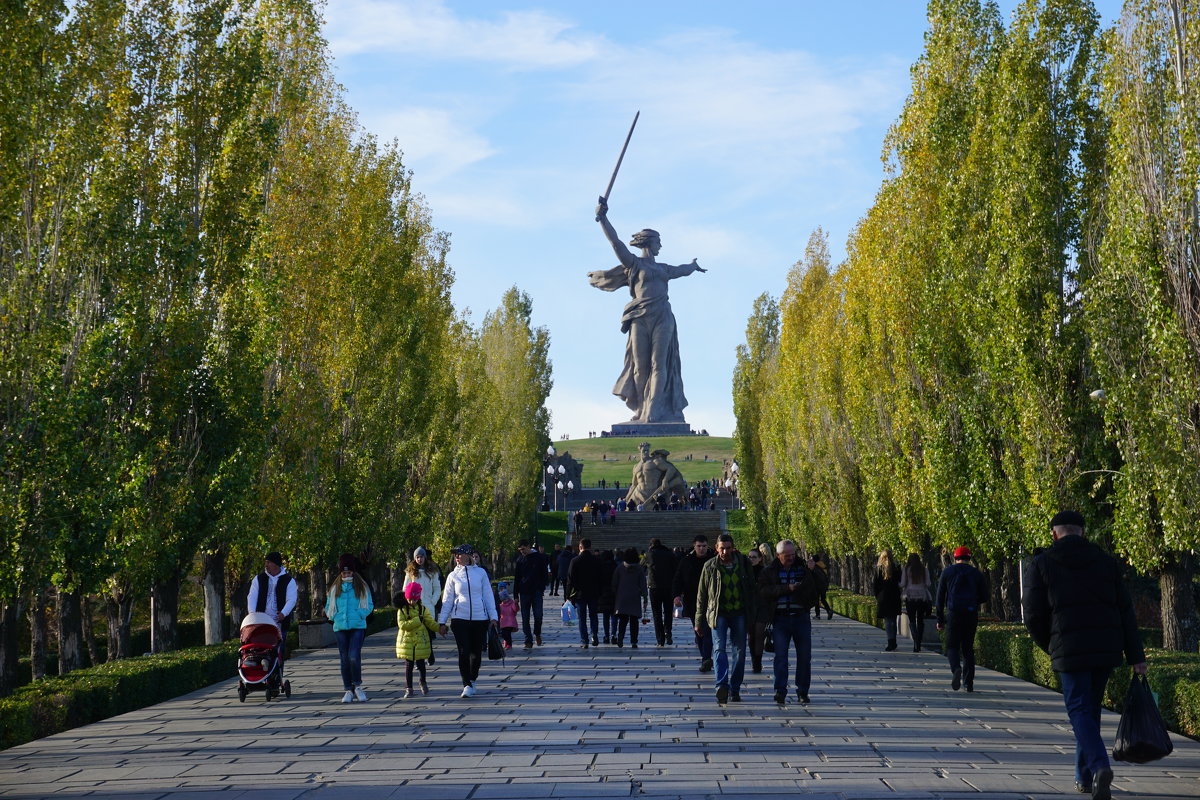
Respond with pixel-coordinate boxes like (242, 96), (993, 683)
(1, 601), (1197, 800)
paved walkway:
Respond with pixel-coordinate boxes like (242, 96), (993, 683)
(1, 603), (1197, 800)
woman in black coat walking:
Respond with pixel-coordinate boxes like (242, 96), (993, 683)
(611, 548), (647, 647)
(873, 549), (902, 651)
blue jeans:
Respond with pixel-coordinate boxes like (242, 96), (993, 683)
(772, 614), (812, 696)
(519, 591), (543, 645)
(1059, 668), (1113, 785)
(576, 598), (599, 643)
(713, 614), (747, 692)
(334, 627), (366, 691)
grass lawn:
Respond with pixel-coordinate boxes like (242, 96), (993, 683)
(548, 436), (734, 488)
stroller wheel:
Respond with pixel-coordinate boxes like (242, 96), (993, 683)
(283, 680), (292, 699)
(237, 687), (247, 703)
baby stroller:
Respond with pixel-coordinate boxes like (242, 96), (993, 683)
(237, 612), (291, 702)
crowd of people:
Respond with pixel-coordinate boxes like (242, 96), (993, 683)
(248, 508), (1144, 800)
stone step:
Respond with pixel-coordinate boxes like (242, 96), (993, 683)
(570, 511), (725, 551)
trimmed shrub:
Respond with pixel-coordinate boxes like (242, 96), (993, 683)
(0, 610), (398, 750)
(830, 584), (1197, 739)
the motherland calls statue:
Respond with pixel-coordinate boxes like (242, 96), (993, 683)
(624, 441), (688, 508)
(589, 196), (705, 424)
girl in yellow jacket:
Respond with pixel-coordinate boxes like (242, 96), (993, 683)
(395, 582), (438, 698)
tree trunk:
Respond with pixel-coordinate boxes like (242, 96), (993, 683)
(151, 573), (180, 653)
(999, 556), (1021, 623)
(105, 587), (134, 661)
(82, 595), (99, 667)
(310, 567), (328, 618)
(1160, 552), (1200, 653)
(293, 570), (311, 621)
(56, 587), (84, 674)
(0, 601), (22, 695)
(202, 549), (227, 644)
(367, 560), (388, 608)
(29, 588), (50, 681)
(389, 564), (405, 605)
(228, 569), (250, 631)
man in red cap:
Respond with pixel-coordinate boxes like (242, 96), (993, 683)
(935, 546), (989, 691)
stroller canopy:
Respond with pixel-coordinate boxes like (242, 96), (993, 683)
(239, 612), (281, 646)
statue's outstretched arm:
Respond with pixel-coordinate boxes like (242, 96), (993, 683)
(595, 197), (636, 267)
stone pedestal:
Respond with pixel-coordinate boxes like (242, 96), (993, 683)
(605, 421), (695, 437)
(298, 618), (335, 649)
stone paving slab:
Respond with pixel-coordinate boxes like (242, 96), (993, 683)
(1, 596), (1198, 800)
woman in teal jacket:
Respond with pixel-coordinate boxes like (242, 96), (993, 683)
(325, 553), (374, 702)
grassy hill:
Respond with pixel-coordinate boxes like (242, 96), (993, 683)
(548, 435), (734, 488)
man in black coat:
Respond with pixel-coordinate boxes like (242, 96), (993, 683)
(646, 538), (677, 646)
(514, 540), (549, 648)
(567, 539), (603, 647)
(672, 534), (715, 671)
(935, 546), (989, 692)
(1023, 510), (1147, 800)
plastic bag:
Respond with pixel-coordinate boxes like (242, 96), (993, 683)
(1112, 674), (1173, 764)
(561, 601), (577, 625)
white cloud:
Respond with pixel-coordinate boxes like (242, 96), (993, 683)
(324, 0), (603, 67)
(362, 107), (497, 180)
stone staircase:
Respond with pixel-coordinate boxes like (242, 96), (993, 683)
(569, 510), (725, 551)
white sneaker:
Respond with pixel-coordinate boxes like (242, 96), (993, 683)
(461, 684), (476, 697)
(420, 679), (429, 696)
(402, 688), (413, 699)
(354, 686), (368, 702)
(340, 691), (354, 703)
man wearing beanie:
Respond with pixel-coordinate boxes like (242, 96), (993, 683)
(247, 551), (298, 655)
(1023, 511), (1147, 800)
(935, 545), (989, 692)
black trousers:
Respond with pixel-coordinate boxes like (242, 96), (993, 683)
(649, 589), (673, 644)
(945, 609), (979, 682)
(449, 619), (489, 686)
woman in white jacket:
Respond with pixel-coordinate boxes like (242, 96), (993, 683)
(438, 544), (498, 697)
(406, 547), (443, 663)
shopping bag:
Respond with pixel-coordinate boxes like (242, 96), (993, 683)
(486, 625), (505, 661)
(561, 600), (577, 625)
(1112, 674), (1173, 764)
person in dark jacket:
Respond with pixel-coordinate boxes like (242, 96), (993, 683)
(567, 539), (603, 647)
(935, 546), (989, 692)
(611, 548), (647, 647)
(555, 545), (574, 598)
(759, 539), (818, 704)
(672, 534), (716, 671)
(514, 540), (549, 648)
(646, 538), (677, 646)
(1023, 511), (1147, 800)
(873, 549), (902, 651)
(597, 550), (618, 643)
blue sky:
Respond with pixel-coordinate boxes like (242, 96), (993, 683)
(321, 0), (1123, 440)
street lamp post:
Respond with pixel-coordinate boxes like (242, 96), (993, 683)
(555, 480), (564, 512)
(565, 480), (574, 511)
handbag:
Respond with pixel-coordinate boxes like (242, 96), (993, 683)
(763, 624), (775, 653)
(1112, 674), (1173, 763)
(486, 624), (505, 661)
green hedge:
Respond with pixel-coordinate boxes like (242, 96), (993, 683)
(16, 618), (218, 685)
(0, 609), (398, 751)
(827, 587), (1199, 740)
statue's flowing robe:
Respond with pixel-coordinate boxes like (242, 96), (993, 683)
(588, 254), (697, 423)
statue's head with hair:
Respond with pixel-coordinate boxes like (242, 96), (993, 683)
(629, 229), (661, 250)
